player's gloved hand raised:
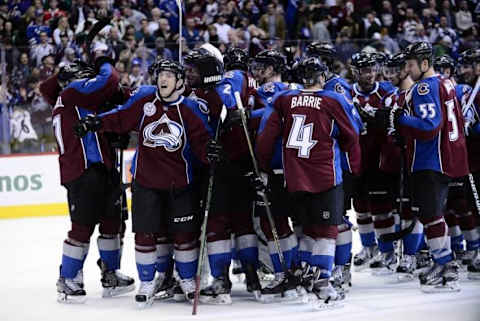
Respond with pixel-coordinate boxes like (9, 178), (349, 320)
(206, 139), (223, 164)
(73, 114), (102, 137)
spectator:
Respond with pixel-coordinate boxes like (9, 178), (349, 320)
(158, 0), (182, 33)
(26, 13), (51, 46)
(362, 10), (382, 39)
(43, 0), (66, 24)
(53, 16), (73, 46)
(455, 0), (474, 32)
(122, 5), (147, 30)
(183, 17), (202, 49)
(147, 37), (173, 66)
(135, 18), (155, 47)
(409, 23), (430, 43)
(147, 7), (162, 35)
(38, 54), (55, 80)
(155, 18), (179, 57)
(311, 13), (331, 43)
(258, 3), (286, 40)
(128, 58), (146, 88)
(69, 0), (92, 34)
(214, 13), (232, 44)
(401, 7), (419, 42)
(11, 53), (32, 89)
(205, 0), (218, 25)
(379, 1), (394, 35)
(439, 0), (455, 28)
(30, 31), (55, 67)
(430, 15), (457, 44)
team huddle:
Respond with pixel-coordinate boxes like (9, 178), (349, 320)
(39, 40), (480, 310)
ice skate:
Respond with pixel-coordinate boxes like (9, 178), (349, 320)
(371, 251), (397, 276)
(153, 268), (175, 300)
(56, 275), (87, 304)
(199, 267), (232, 305)
(467, 250), (480, 280)
(331, 264), (352, 292)
(97, 259), (135, 298)
(135, 279), (160, 308)
(415, 250), (432, 273)
(419, 261), (461, 293)
(179, 278), (196, 303)
(306, 278), (344, 310)
(396, 254), (417, 282)
(353, 245), (378, 271)
(260, 272), (298, 303)
(232, 259), (245, 283)
(461, 250), (476, 266)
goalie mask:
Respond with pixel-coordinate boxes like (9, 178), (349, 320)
(184, 48), (224, 88)
(149, 58), (185, 101)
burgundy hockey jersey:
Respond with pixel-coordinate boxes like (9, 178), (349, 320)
(256, 89), (360, 194)
(351, 81), (395, 171)
(100, 86), (212, 190)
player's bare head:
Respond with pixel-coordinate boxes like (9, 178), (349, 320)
(403, 41), (433, 81)
(298, 57), (328, 89)
(149, 58), (185, 101)
(433, 55), (455, 79)
(250, 49), (286, 85)
(383, 53), (407, 86)
(457, 48), (480, 85)
(183, 48), (224, 88)
(350, 52), (378, 92)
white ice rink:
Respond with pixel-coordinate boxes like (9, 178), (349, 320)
(1, 215), (479, 321)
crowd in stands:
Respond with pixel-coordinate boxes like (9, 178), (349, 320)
(0, 0), (478, 153)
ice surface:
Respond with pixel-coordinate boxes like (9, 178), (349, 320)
(1, 215), (479, 321)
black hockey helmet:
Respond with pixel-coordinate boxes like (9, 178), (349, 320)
(184, 48), (224, 87)
(251, 49), (287, 73)
(386, 52), (406, 68)
(434, 55), (455, 73)
(458, 48), (480, 66)
(350, 52), (377, 69)
(58, 60), (95, 86)
(305, 42), (336, 69)
(223, 47), (248, 72)
(374, 52), (389, 66)
(298, 57), (328, 86)
(149, 58), (185, 81)
(404, 41), (433, 62)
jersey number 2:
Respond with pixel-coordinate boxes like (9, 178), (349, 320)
(286, 114), (317, 158)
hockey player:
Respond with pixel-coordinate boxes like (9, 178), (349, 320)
(45, 57), (135, 303)
(256, 57), (361, 305)
(361, 41), (469, 292)
(349, 52), (397, 272)
(75, 59), (215, 307)
(382, 53), (427, 279)
(249, 49), (300, 299)
(183, 47), (261, 304)
(305, 42), (363, 290)
(455, 49), (480, 279)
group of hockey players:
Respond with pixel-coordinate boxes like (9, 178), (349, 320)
(39, 39), (480, 310)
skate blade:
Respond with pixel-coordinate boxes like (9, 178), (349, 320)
(199, 294), (232, 305)
(102, 284), (135, 298)
(371, 268), (395, 276)
(259, 289), (297, 303)
(173, 293), (187, 302)
(353, 264), (371, 272)
(420, 281), (461, 293)
(467, 272), (480, 281)
(57, 293), (86, 304)
(154, 290), (175, 300)
(136, 297), (154, 309)
(303, 293), (344, 311)
(396, 273), (415, 283)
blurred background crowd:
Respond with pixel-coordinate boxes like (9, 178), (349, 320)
(0, 0), (478, 154)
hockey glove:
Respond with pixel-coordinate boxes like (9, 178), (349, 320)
(74, 115), (102, 137)
(372, 107), (404, 135)
(223, 109), (251, 130)
(206, 139), (224, 164)
(247, 172), (269, 196)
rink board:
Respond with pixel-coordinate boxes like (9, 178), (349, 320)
(0, 151), (135, 219)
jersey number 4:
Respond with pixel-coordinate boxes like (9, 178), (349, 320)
(286, 114), (317, 158)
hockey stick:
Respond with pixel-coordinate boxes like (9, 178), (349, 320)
(192, 104), (227, 315)
(234, 91), (289, 275)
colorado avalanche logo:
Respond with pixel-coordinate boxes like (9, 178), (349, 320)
(417, 83), (430, 95)
(334, 83), (345, 94)
(143, 114), (183, 151)
(263, 82), (276, 93)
